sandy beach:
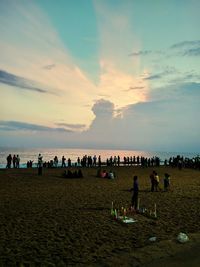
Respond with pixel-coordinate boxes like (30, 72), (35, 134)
(0, 166), (200, 266)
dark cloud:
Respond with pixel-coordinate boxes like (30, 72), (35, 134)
(169, 72), (200, 84)
(128, 50), (163, 57)
(43, 64), (56, 70)
(92, 99), (114, 117)
(0, 121), (72, 132)
(144, 73), (164, 80)
(183, 47), (200, 56)
(144, 67), (177, 81)
(170, 40), (200, 49)
(170, 40), (200, 57)
(0, 70), (47, 93)
(128, 50), (152, 57)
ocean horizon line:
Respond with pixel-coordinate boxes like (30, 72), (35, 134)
(0, 146), (199, 155)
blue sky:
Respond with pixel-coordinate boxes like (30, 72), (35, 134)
(0, 0), (200, 152)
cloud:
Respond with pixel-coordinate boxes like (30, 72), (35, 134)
(128, 50), (152, 57)
(183, 47), (200, 56)
(170, 40), (200, 57)
(43, 64), (56, 70)
(145, 73), (164, 80)
(92, 99), (114, 117)
(0, 0), (98, 126)
(170, 40), (200, 49)
(128, 50), (164, 57)
(169, 72), (200, 84)
(144, 68), (175, 81)
(56, 122), (86, 131)
(127, 86), (145, 91)
(0, 121), (72, 133)
(0, 82), (199, 152)
(0, 69), (48, 93)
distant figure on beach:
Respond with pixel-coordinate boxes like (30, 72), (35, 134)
(16, 155), (20, 168)
(6, 154), (12, 168)
(54, 156), (58, 168)
(68, 158), (72, 167)
(13, 154), (17, 168)
(98, 155), (101, 167)
(154, 172), (160, 191)
(61, 156), (66, 168)
(150, 170), (156, 192)
(130, 175), (139, 210)
(27, 160), (33, 168)
(38, 153), (43, 175)
(163, 173), (171, 191)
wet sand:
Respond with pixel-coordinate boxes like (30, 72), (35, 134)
(0, 166), (199, 266)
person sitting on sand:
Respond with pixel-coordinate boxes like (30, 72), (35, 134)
(130, 175), (139, 210)
(77, 169), (83, 178)
(108, 170), (115, 179)
(96, 168), (101, 177)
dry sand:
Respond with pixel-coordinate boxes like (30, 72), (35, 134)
(0, 166), (199, 266)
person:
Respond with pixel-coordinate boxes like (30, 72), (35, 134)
(164, 173), (171, 191)
(108, 170), (115, 179)
(38, 153), (43, 175)
(61, 156), (66, 167)
(130, 175), (139, 210)
(154, 172), (160, 191)
(101, 170), (108, 178)
(16, 155), (20, 168)
(149, 170), (156, 192)
(13, 155), (17, 168)
(6, 154), (12, 168)
(54, 156), (58, 168)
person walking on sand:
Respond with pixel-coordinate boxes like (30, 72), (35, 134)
(130, 175), (139, 210)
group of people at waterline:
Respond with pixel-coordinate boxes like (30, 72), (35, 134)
(6, 154), (20, 168)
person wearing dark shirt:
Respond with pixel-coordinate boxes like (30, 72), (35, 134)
(131, 175), (139, 210)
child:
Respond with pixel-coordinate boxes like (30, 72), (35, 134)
(131, 175), (139, 210)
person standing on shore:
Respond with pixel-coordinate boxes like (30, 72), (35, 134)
(61, 156), (66, 168)
(16, 155), (20, 168)
(130, 175), (139, 210)
(6, 154), (12, 168)
(38, 153), (43, 175)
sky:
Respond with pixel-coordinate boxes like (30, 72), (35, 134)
(0, 0), (200, 152)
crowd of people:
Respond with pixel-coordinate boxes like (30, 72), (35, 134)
(5, 153), (200, 170)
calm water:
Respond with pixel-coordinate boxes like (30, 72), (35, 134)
(0, 147), (198, 168)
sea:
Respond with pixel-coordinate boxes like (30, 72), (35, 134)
(0, 147), (199, 169)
